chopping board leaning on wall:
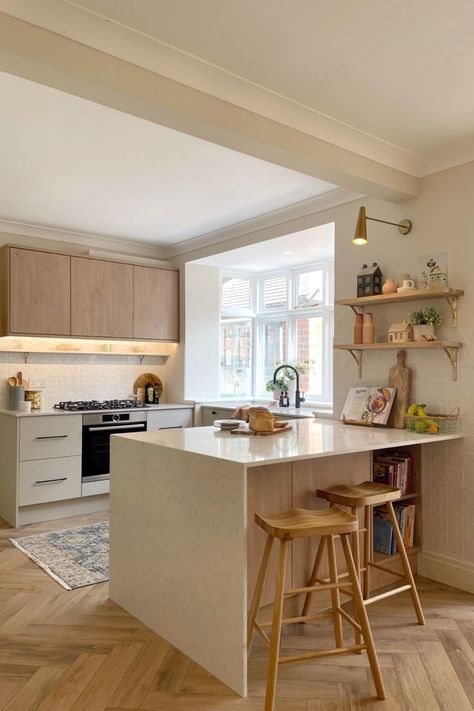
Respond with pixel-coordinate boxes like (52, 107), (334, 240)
(388, 350), (411, 429)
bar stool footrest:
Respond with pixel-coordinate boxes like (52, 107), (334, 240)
(367, 561), (406, 578)
(279, 644), (366, 665)
(364, 584), (412, 606)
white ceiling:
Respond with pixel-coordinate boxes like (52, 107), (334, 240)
(0, 71), (337, 246)
(67, 0), (474, 157)
(194, 222), (334, 273)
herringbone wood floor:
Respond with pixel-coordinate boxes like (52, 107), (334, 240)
(0, 513), (473, 710)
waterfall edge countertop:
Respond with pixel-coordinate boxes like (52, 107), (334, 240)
(114, 417), (463, 467)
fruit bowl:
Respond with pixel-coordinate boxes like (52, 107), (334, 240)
(405, 409), (459, 435)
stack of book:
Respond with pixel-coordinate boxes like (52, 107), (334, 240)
(373, 502), (416, 555)
(373, 451), (413, 494)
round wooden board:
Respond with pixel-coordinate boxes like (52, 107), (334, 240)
(133, 373), (163, 396)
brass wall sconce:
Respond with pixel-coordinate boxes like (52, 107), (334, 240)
(353, 206), (412, 245)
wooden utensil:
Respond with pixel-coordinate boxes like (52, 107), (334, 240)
(388, 350), (411, 429)
(7, 376), (17, 387)
(17, 372), (22, 386)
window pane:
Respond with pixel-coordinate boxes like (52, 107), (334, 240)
(262, 320), (287, 389)
(222, 277), (251, 310)
(295, 269), (323, 308)
(296, 316), (323, 397)
(262, 275), (287, 310)
(219, 319), (252, 397)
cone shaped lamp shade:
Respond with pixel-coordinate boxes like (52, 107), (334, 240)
(353, 206), (368, 245)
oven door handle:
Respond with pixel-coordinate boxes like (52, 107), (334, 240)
(86, 424), (146, 432)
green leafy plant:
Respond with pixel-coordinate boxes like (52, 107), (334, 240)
(407, 306), (442, 326)
(265, 360), (315, 392)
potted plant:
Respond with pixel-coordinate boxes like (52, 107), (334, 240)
(407, 306), (442, 341)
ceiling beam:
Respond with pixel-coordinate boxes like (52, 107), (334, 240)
(0, 12), (418, 202)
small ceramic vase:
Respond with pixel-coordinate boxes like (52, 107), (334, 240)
(362, 313), (375, 343)
(353, 313), (363, 344)
(382, 277), (398, 294)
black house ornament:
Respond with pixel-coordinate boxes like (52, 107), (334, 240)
(357, 262), (383, 297)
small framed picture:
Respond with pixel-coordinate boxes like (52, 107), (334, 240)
(417, 252), (448, 290)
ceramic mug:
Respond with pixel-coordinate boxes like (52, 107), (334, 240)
(402, 279), (415, 289)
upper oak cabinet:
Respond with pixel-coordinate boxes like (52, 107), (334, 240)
(6, 247), (71, 336)
(71, 257), (134, 339)
(133, 266), (179, 341)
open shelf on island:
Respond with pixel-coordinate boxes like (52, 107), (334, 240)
(334, 340), (462, 380)
(373, 546), (421, 564)
(336, 288), (464, 328)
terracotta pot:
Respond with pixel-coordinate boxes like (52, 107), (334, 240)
(382, 277), (398, 294)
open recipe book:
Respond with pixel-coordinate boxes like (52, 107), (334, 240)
(340, 386), (396, 425)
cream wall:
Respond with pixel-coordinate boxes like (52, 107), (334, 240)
(171, 160), (474, 586)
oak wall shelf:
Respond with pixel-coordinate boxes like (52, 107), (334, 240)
(336, 288), (464, 328)
(334, 341), (463, 380)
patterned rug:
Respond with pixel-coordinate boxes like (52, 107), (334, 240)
(10, 522), (109, 590)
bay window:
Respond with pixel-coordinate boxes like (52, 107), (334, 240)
(219, 261), (333, 405)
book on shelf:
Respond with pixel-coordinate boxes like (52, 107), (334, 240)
(373, 502), (416, 555)
(373, 451), (414, 494)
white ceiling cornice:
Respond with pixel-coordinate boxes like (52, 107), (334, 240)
(161, 188), (364, 258)
(0, 0), (427, 177)
(0, 218), (167, 258)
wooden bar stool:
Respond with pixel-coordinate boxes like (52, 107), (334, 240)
(308, 481), (425, 625)
(247, 506), (386, 711)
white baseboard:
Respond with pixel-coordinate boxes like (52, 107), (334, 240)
(18, 495), (109, 526)
(418, 551), (474, 594)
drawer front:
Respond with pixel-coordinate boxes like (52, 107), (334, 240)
(20, 415), (82, 461)
(147, 409), (193, 431)
(201, 407), (234, 426)
(19, 456), (81, 506)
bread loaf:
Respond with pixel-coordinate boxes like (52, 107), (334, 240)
(231, 405), (250, 422)
(249, 407), (274, 432)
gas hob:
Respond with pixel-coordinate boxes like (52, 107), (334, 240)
(53, 399), (148, 412)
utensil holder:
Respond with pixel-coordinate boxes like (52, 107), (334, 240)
(8, 385), (25, 410)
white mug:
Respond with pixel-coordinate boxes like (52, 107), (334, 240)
(402, 279), (415, 289)
(19, 400), (32, 413)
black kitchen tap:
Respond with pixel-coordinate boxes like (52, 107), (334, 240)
(273, 364), (305, 409)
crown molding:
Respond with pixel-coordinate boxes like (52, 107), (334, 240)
(0, 0), (422, 177)
(0, 218), (167, 259)
(161, 188), (364, 258)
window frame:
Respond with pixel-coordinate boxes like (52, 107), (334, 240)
(219, 260), (334, 406)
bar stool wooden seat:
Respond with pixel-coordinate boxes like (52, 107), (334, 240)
(310, 481), (425, 625)
(248, 506), (386, 711)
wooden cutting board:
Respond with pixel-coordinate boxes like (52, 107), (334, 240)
(388, 350), (411, 429)
(133, 373), (163, 396)
(231, 425), (292, 436)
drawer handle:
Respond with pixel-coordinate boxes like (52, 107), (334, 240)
(34, 477), (67, 485)
(159, 426), (183, 429)
(36, 435), (68, 440)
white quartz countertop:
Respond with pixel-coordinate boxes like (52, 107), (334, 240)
(115, 418), (463, 467)
(0, 403), (194, 417)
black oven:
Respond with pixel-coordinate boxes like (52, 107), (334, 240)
(82, 411), (147, 481)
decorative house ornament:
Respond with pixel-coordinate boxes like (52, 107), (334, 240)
(357, 262), (383, 297)
(388, 322), (413, 344)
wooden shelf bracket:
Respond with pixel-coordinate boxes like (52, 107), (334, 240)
(347, 349), (363, 378)
(443, 346), (459, 381)
(446, 295), (459, 328)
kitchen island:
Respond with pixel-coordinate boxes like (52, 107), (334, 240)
(109, 419), (462, 696)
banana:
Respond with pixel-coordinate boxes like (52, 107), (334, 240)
(416, 405), (427, 418)
(407, 403), (418, 416)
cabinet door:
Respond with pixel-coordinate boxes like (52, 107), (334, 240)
(71, 257), (133, 338)
(133, 266), (179, 341)
(147, 408), (193, 431)
(10, 248), (71, 335)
